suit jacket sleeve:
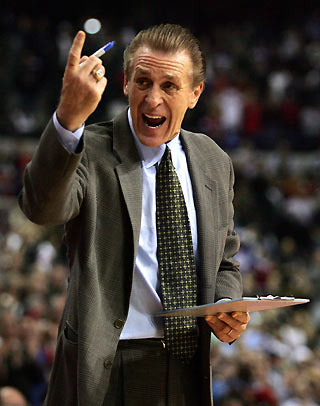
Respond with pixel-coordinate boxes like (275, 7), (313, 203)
(215, 156), (242, 301)
(19, 119), (88, 225)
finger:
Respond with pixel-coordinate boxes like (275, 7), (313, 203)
(231, 312), (250, 323)
(66, 31), (86, 72)
(79, 56), (89, 65)
(81, 56), (104, 74)
(224, 327), (238, 342)
(205, 315), (233, 334)
(96, 76), (108, 93)
(205, 316), (238, 343)
(217, 312), (241, 327)
(92, 64), (106, 78)
(89, 65), (106, 86)
(219, 322), (241, 342)
(217, 312), (234, 324)
(205, 315), (219, 325)
(217, 313), (247, 333)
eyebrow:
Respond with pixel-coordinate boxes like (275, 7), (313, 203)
(134, 68), (150, 77)
(134, 68), (180, 83)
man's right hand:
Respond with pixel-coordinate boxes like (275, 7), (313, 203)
(56, 31), (107, 132)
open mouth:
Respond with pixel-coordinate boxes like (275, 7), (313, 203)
(142, 113), (166, 128)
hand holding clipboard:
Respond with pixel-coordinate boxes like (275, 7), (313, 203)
(154, 295), (310, 318)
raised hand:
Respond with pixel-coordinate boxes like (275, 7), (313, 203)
(56, 31), (107, 132)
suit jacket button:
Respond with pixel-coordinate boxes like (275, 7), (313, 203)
(104, 360), (112, 369)
(114, 319), (125, 329)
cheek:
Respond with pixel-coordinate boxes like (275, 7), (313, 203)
(131, 93), (145, 110)
(169, 102), (189, 124)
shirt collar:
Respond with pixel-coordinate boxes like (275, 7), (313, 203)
(127, 109), (181, 169)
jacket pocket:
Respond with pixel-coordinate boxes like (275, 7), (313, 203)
(64, 321), (78, 345)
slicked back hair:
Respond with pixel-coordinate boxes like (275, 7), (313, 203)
(123, 24), (206, 88)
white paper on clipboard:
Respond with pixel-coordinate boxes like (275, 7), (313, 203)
(154, 296), (310, 317)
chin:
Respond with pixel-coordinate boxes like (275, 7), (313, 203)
(138, 135), (165, 148)
(136, 127), (167, 147)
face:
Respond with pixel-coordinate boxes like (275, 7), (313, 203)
(123, 46), (204, 147)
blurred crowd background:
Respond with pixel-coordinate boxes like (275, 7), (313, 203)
(1, 1), (320, 405)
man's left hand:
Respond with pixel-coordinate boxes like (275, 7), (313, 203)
(205, 312), (250, 343)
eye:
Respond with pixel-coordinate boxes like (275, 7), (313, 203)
(162, 81), (178, 93)
(136, 77), (150, 89)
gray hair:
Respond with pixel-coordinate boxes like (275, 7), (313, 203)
(123, 24), (206, 87)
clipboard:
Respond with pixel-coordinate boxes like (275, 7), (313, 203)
(154, 296), (310, 317)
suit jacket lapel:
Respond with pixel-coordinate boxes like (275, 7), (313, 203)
(113, 110), (142, 261)
(181, 130), (219, 304)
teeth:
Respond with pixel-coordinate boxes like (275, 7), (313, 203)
(144, 113), (163, 119)
(142, 113), (166, 128)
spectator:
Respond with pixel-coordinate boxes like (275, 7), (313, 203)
(0, 386), (27, 406)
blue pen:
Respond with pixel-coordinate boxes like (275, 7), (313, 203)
(78, 41), (115, 67)
(92, 41), (115, 58)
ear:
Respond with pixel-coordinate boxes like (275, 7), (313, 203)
(188, 81), (204, 109)
(123, 74), (129, 96)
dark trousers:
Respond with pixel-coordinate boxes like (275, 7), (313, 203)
(104, 339), (201, 406)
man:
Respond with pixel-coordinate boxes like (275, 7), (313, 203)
(19, 24), (250, 406)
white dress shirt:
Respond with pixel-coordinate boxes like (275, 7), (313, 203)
(53, 110), (198, 339)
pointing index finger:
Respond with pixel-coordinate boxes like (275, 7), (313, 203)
(66, 31), (86, 72)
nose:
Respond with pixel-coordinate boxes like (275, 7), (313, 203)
(145, 85), (162, 108)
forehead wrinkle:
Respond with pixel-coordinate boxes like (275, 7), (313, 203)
(134, 67), (180, 83)
(134, 54), (187, 75)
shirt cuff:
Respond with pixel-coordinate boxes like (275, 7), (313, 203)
(215, 298), (232, 304)
(53, 112), (84, 153)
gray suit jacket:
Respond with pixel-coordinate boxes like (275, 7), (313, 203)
(19, 109), (242, 406)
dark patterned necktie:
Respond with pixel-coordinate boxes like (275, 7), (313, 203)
(156, 146), (198, 363)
